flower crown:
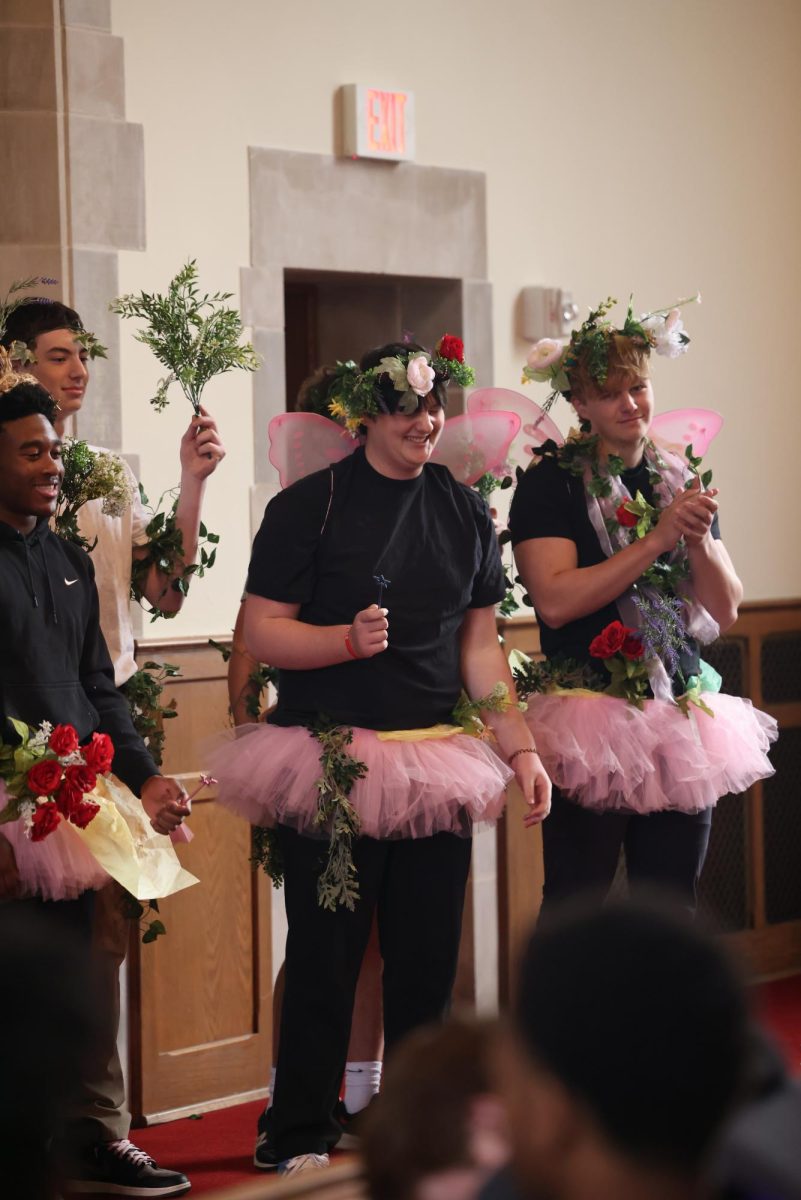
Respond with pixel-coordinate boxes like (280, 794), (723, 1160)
(522, 294), (699, 410)
(327, 335), (475, 434)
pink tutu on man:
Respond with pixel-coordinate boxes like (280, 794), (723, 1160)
(208, 723), (514, 839)
(524, 691), (777, 814)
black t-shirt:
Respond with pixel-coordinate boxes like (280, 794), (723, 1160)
(508, 449), (721, 682)
(247, 447), (505, 729)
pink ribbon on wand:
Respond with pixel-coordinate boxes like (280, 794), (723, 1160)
(169, 774), (216, 844)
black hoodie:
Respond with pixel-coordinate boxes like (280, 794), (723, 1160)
(0, 518), (157, 795)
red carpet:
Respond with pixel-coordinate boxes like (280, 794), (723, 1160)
(125, 976), (801, 1198)
(754, 974), (801, 1075)
(132, 1100), (354, 1197)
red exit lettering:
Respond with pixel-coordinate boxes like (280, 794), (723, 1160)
(366, 89), (407, 155)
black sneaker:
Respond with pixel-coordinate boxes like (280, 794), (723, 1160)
(66, 1138), (191, 1196)
(253, 1108), (330, 1173)
(254, 1108), (281, 1171)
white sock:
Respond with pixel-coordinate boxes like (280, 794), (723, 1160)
(268, 1065), (277, 1104)
(343, 1060), (382, 1114)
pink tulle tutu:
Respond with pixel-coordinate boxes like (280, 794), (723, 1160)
(0, 782), (109, 901)
(208, 723), (514, 838)
(524, 691), (777, 814)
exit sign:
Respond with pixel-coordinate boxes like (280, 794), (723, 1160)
(341, 84), (415, 162)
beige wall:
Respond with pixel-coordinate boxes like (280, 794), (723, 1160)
(109, 0), (801, 640)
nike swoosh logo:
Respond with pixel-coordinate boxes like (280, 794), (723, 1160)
(64, 578), (78, 586)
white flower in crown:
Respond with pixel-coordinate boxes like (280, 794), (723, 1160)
(526, 338), (564, 372)
(406, 354), (436, 397)
(641, 309), (690, 359)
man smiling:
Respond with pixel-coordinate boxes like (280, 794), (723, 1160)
(2, 295), (225, 1196)
(0, 373), (191, 1194)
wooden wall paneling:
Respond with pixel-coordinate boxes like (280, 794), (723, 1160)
(129, 639), (273, 1123)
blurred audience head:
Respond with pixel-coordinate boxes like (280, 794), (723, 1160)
(496, 899), (750, 1200)
(0, 906), (98, 1199)
(362, 1017), (509, 1200)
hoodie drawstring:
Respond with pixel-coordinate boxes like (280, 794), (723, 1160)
(22, 536), (39, 610)
(39, 538), (59, 625)
(20, 531), (59, 624)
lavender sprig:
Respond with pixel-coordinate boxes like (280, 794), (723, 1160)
(633, 591), (693, 678)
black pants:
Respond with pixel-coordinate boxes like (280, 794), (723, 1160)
(266, 826), (473, 1159)
(541, 788), (712, 916)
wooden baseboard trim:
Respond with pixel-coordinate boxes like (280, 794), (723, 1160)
(140, 1086), (269, 1127)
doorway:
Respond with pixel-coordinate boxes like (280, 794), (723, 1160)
(284, 269), (465, 413)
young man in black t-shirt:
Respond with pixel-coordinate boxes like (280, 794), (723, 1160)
(212, 342), (551, 1175)
(509, 300), (774, 914)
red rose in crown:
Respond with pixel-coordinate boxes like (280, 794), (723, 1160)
(436, 334), (465, 363)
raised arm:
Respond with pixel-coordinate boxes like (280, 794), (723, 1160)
(460, 605), (551, 825)
(137, 408), (226, 613)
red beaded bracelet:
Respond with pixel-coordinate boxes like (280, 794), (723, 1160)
(344, 629), (360, 660)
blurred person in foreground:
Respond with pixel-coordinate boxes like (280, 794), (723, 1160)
(496, 900), (751, 1200)
(362, 1018), (509, 1200)
(0, 908), (97, 1200)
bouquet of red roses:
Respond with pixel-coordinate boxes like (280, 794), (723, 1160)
(0, 720), (114, 842)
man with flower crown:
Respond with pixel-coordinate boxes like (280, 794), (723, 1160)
(509, 297), (776, 913)
(210, 337), (552, 1175)
(0, 369), (193, 1196)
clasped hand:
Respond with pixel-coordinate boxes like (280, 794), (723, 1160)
(656, 477), (718, 551)
(349, 604), (389, 658)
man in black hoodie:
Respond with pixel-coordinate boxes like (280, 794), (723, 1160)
(0, 377), (191, 1195)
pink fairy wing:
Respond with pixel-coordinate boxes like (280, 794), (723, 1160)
(268, 412), (359, 488)
(467, 388), (564, 463)
(649, 408), (723, 457)
(431, 411), (521, 485)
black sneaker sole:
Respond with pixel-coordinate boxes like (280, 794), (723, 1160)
(65, 1181), (191, 1197)
(253, 1151), (281, 1172)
